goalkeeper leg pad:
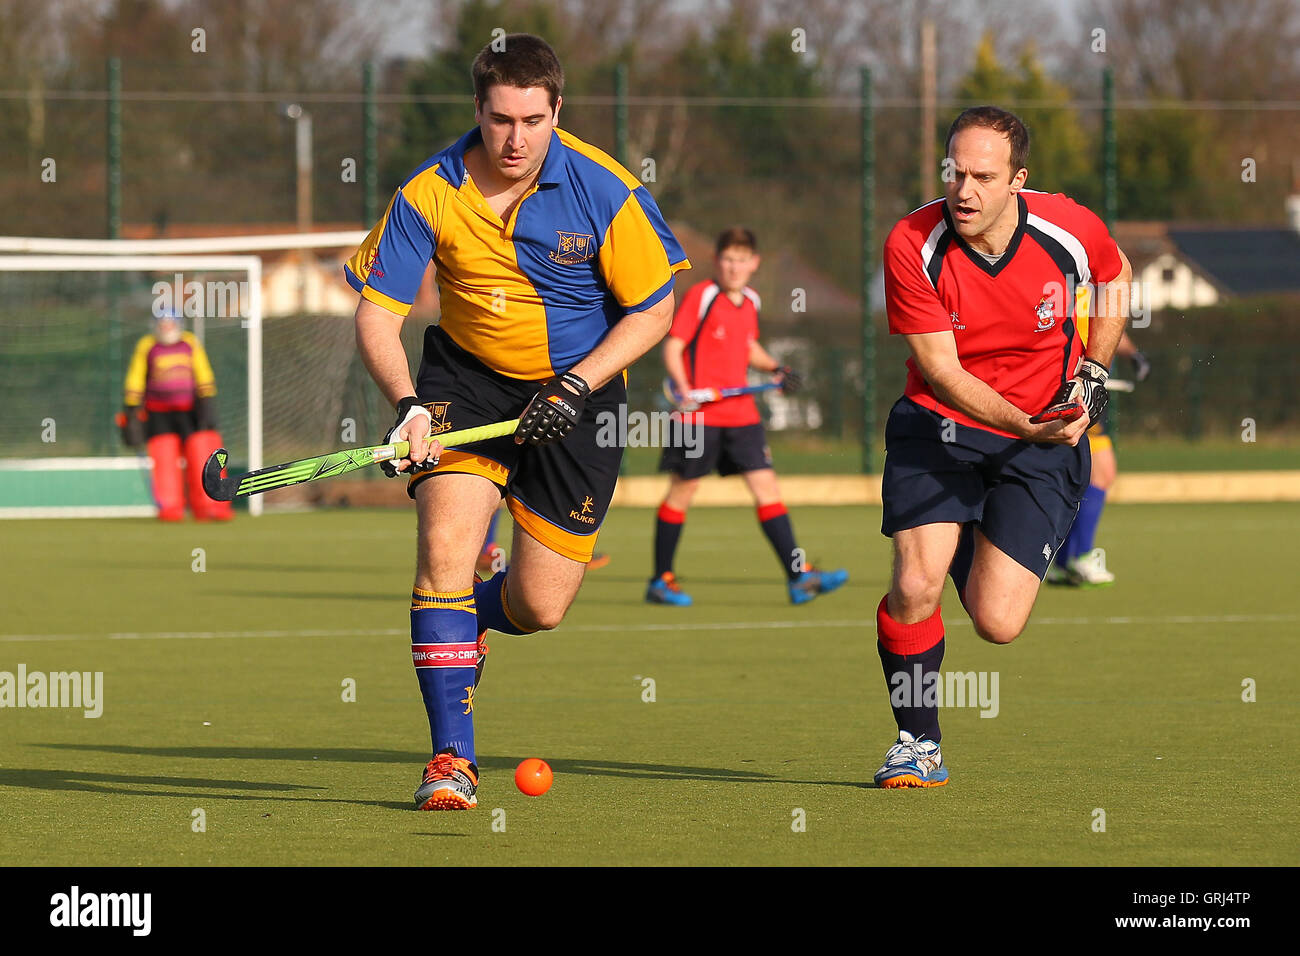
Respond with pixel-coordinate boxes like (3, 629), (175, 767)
(185, 430), (233, 520)
(148, 434), (185, 521)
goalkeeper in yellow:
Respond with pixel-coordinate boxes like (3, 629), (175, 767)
(120, 310), (232, 521)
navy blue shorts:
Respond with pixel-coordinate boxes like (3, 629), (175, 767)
(880, 396), (1091, 578)
(658, 422), (772, 479)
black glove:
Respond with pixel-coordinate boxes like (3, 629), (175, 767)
(195, 395), (217, 431)
(380, 396), (435, 478)
(1130, 350), (1151, 383)
(777, 366), (802, 395)
(515, 372), (589, 446)
(1033, 358), (1109, 425)
(117, 406), (146, 449)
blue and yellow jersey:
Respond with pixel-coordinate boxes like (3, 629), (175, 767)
(345, 126), (690, 381)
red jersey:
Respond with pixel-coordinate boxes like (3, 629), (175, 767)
(883, 190), (1122, 438)
(667, 279), (760, 427)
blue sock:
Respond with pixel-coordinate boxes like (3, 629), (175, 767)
(411, 587), (479, 762)
(1059, 485), (1106, 565)
(473, 571), (533, 636)
(481, 509), (500, 555)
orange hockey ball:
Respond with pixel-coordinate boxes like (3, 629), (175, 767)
(514, 758), (553, 796)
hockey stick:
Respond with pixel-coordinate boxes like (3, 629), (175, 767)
(662, 377), (782, 409)
(201, 418), (520, 502)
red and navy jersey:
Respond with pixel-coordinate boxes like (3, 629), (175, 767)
(883, 190), (1122, 438)
(667, 279), (760, 427)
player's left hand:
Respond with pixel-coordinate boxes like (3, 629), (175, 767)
(515, 372), (590, 445)
(1130, 350), (1151, 383)
(776, 366), (802, 394)
(1031, 358), (1108, 425)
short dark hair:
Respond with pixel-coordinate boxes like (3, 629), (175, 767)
(715, 227), (757, 255)
(471, 34), (564, 110)
(946, 106), (1030, 173)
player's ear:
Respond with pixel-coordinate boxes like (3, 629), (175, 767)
(474, 96), (482, 123)
(1010, 166), (1028, 192)
(552, 94), (562, 126)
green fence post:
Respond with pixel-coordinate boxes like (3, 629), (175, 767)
(860, 67), (875, 474)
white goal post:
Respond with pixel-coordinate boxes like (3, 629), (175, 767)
(0, 231), (368, 519)
(0, 253), (265, 516)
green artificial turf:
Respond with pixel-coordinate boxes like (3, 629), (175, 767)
(0, 502), (1295, 865)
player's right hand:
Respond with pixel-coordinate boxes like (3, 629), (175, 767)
(1023, 404), (1093, 446)
(117, 406), (146, 449)
(381, 396), (436, 477)
(680, 388), (714, 412)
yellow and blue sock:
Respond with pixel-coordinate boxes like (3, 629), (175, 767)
(473, 571), (533, 636)
(411, 586), (479, 761)
(1058, 485), (1106, 565)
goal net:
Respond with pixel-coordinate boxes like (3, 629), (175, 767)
(0, 232), (391, 517)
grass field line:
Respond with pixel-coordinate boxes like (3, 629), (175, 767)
(2, 611), (1297, 644)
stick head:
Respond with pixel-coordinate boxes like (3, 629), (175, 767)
(201, 448), (237, 501)
(662, 377), (684, 406)
(1029, 402), (1085, 425)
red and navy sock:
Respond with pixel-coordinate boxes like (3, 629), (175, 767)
(653, 503), (686, 579)
(411, 587), (479, 761)
(757, 502), (801, 581)
(472, 571), (533, 636)
(876, 595), (946, 743)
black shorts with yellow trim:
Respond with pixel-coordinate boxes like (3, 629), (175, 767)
(408, 325), (624, 564)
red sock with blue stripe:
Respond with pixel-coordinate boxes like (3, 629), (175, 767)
(876, 595), (946, 743)
(411, 587), (479, 761)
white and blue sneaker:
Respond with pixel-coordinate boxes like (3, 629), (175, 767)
(788, 567), (849, 605)
(645, 572), (692, 607)
(873, 730), (949, 788)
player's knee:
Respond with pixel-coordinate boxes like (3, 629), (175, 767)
(892, 571), (945, 617)
(508, 600), (568, 632)
(971, 612), (1024, 645)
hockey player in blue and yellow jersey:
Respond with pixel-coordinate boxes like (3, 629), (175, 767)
(345, 34), (689, 810)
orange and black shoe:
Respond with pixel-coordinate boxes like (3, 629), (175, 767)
(414, 748), (479, 810)
(475, 627), (489, 688)
(475, 543), (506, 577)
(587, 552), (611, 571)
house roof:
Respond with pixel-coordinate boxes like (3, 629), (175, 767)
(1166, 226), (1300, 296)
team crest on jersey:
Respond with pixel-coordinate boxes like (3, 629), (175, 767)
(548, 231), (596, 265)
(1033, 296), (1056, 331)
(425, 401), (453, 436)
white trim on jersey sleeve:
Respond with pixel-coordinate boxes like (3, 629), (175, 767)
(742, 286), (761, 312)
(919, 218), (950, 290)
(698, 281), (720, 320)
(1025, 212), (1092, 285)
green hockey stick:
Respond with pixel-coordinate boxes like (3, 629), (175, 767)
(201, 418), (520, 502)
